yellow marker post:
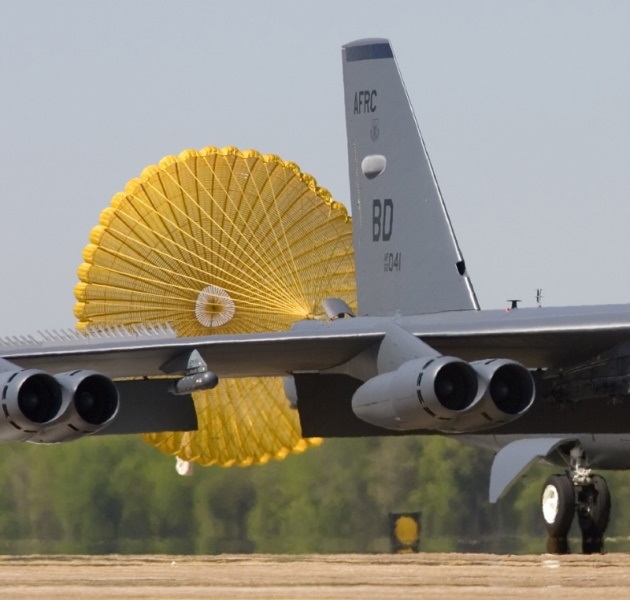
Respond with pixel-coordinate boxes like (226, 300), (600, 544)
(389, 512), (421, 553)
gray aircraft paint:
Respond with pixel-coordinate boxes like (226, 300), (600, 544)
(342, 39), (478, 316)
(5, 303), (630, 379)
(5, 303), (630, 378)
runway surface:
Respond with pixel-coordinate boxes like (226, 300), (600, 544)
(0, 553), (629, 599)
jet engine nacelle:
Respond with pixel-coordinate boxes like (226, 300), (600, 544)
(0, 369), (64, 441)
(351, 357), (536, 433)
(30, 370), (119, 443)
(351, 356), (481, 431)
(441, 359), (535, 432)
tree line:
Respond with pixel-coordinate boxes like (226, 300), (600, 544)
(1, 434), (629, 554)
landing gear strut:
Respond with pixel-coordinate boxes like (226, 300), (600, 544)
(541, 447), (611, 554)
(577, 474), (611, 554)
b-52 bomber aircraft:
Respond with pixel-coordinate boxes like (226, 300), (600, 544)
(1, 38), (630, 554)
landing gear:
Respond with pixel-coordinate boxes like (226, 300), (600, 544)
(541, 447), (611, 554)
(577, 474), (611, 554)
(542, 474), (574, 554)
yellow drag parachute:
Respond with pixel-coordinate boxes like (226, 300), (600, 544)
(74, 147), (356, 466)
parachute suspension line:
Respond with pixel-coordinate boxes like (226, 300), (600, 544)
(142, 165), (305, 315)
(209, 154), (309, 313)
(253, 158), (310, 314)
(88, 215), (302, 316)
(157, 158), (303, 313)
(200, 152), (309, 313)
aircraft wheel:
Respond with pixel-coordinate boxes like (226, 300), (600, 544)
(542, 474), (575, 554)
(578, 475), (611, 554)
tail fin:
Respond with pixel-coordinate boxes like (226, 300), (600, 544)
(342, 39), (479, 316)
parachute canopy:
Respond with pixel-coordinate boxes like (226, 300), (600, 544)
(75, 146), (356, 466)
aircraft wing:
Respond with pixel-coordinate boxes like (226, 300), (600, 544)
(3, 303), (630, 379)
(0, 326), (385, 379)
(2, 305), (630, 441)
(397, 303), (630, 368)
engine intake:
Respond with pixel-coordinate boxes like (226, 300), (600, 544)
(30, 370), (119, 443)
(442, 359), (535, 432)
(0, 369), (64, 441)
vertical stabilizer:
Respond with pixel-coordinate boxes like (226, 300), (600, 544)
(342, 39), (479, 316)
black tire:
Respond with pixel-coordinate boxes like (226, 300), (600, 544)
(578, 475), (611, 554)
(541, 474), (575, 537)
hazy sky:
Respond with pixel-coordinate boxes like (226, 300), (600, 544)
(1, 1), (629, 336)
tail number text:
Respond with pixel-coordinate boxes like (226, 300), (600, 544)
(384, 252), (402, 272)
(372, 198), (393, 241)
